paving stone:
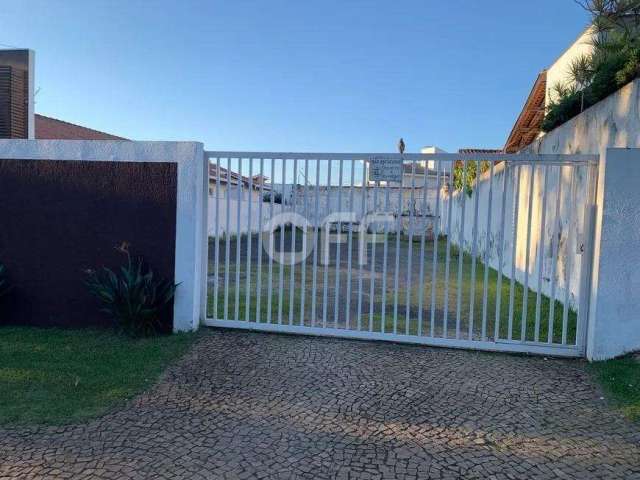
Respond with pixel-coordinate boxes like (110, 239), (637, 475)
(0, 329), (639, 479)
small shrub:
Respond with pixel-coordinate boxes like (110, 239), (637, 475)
(85, 242), (178, 337)
(263, 192), (283, 204)
(541, 88), (582, 132)
(452, 160), (491, 196)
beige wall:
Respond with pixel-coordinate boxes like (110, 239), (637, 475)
(546, 26), (596, 107)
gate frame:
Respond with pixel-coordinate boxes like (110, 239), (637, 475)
(201, 150), (600, 358)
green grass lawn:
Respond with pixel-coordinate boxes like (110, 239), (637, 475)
(0, 327), (196, 425)
(208, 233), (577, 344)
(589, 355), (640, 422)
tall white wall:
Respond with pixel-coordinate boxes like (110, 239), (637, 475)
(587, 148), (640, 360)
(440, 161), (593, 308)
(529, 78), (640, 156)
(440, 78), (640, 358)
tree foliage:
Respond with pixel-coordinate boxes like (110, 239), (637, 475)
(452, 160), (491, 196)
(543, 1), (640, 131)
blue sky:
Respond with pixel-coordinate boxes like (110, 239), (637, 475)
(1, 1), (589, 153)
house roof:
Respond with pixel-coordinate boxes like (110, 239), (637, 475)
(503, 71), (547, 153)
(209, 163), (270, 190)
(458, 148), (503, 154)
(35, 114), (126, 140)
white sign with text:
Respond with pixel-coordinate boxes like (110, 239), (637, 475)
(369, 157), (403, 183)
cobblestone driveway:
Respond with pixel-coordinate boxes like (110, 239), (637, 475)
(1, 329), (639, 479)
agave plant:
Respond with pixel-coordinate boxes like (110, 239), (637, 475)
(85, 243), (178, 337)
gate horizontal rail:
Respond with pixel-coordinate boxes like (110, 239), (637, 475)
(205, 151), (599, 164)
(204, 319), (582, 357)
(203, 151), (598, 357)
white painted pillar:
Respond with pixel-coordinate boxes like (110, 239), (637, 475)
(587, 148), (640, 360)
(173, 142), (206, 332)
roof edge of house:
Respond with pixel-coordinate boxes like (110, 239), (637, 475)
(35, 113), (129, 140)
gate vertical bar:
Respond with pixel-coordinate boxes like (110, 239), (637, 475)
(520, 164), (536, 342)
(417, 161), (430, 336)
(345, 159), (356, 329)
(480, 161), (495, 341)
(266, 158), (276, 324)
(213, 156), (221, 320)
(443, 161), (454, 338)
(548, 165), (564, 343)
(334, 159), (344, 328)
(468, 159), (481, 339)
(224, 158), (232, 322)
(234, 158), (243, 322)
(405, 160), (417, 335)
(392, 175), (403, 334)
(322, 160), (333, 328)
(430, 161), (442, 337)
(562, 167), (577, 345)
(534, 165), (549, 342)
(356, 161), (367, 330)
(255, 157), (265, 323)
(300, 158), (309, 326)
(277, 158), (286, 325)
(288, 158), (298, 325)
(380, 178), (391, 333)
(311, 159), (321, 326)
(455, 160), (468, 339)
(507, 165), (522, 340)
(368, 181), (380, 332)
(245, 157), (254, 322)
(494, 161), (509, 341)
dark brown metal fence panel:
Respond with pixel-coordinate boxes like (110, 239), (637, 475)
(0, 159), (177, 330)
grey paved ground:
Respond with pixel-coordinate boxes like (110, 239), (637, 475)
(1, 329), (639, 480)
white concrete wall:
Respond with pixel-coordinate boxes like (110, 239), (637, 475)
(587, 148), (640, 360)
(0, 140), (206, 333)
(285, 181), (441, 233)
(439, 161), (593, 308)
(440, 79), (640, 357)
(208, 195), (273, 236)
(442, 79), (640, 304)
(529, 78), (640, 156)
(209, 179), (442, 236)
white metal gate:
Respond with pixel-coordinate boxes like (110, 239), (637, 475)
(203, 151), (599, 357)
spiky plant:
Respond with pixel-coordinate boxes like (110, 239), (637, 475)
(568, 54), (596, 111)
(85, 243), (178, 337)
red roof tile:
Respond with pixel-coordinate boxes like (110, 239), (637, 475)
(35, 114), (127, 140)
